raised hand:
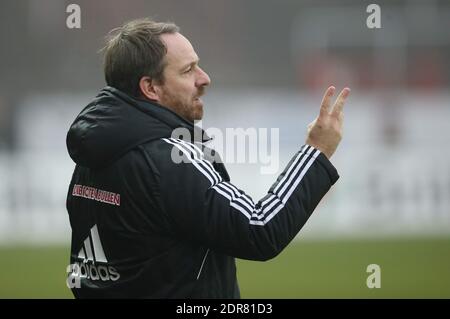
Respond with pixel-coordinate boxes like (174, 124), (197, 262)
(305, 86), (350, 159)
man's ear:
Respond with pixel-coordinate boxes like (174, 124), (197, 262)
(139, 76), (160, 101)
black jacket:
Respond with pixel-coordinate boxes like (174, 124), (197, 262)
(66, 86), (339, 298)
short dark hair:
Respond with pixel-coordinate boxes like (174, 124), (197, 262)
(102, 18), (179, 97)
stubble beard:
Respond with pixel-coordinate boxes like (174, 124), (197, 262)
(161, 91), (204, 123)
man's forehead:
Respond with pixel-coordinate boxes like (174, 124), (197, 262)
(161, 33), (198, 65)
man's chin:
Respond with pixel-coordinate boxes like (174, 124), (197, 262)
(193, 114), (203, 122)
(184, 110), (203, 124)
(193, 104), (204, 120)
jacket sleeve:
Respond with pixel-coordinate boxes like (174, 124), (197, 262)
(152, 137), (339, 261)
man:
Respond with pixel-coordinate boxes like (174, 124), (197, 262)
(66, 18), (350, 298)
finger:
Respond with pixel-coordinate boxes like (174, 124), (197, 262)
(319, 86), (335, 116)
(307, 118), (316, 129)
(331, 87), (350, 116)
(338, 112), (344, 124)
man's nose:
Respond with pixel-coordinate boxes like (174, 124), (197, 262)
(196, 67), (211, 87)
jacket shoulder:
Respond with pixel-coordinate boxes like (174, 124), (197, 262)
(126, 138), (182, 176)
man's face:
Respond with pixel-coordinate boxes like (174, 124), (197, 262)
(155, 33), (211, 123)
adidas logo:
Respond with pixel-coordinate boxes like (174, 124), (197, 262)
(78, 224), (108, 263)
(70, 224), (120, 282)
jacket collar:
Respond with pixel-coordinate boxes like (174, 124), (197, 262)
(106, 86), (211, 143)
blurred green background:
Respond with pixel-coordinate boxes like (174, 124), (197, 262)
(1, 237), (449, 298)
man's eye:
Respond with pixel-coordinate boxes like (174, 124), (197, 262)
(184, 67), (192, 73)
